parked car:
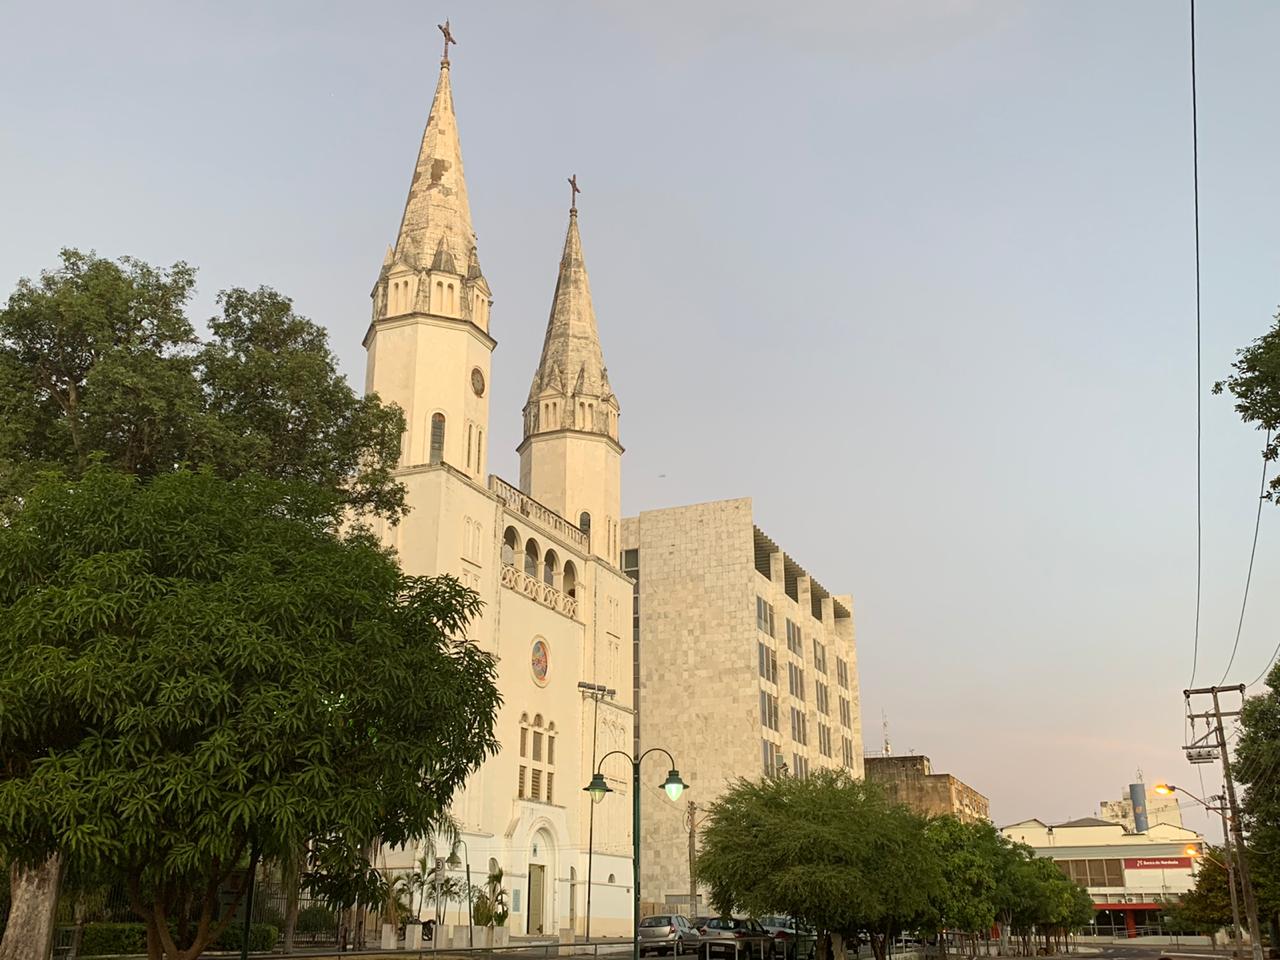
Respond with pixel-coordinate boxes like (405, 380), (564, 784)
(757, 917), (815, 960)
(639, 915), (702, 956)
(696, 916), (775, 960)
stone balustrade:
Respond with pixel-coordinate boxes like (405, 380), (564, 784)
(500, 563), (579, 620)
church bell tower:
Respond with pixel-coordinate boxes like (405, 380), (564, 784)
(364, 26), (495, 478)
(519, 186), (623, 563)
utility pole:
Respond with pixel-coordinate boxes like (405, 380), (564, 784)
(578, 681), (615, 941)
(684, 801), (698, 917)
(1185, 685), (1263, 960)
(1210, 795), (1244, 959)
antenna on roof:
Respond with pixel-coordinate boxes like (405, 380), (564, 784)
(1136, 764), (1144, 783)
(882, 711), (892, 757)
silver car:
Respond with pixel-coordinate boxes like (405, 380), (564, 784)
(639, 915), (701, 956)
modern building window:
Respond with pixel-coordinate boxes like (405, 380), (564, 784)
(759, 690), (779, 732)
(762, 739), (783, 777)
(786, 618), (802, 655)
(756, 596), (775, 637)
(1055, 859), (1124, 888)
(818, 724), (832, 758)
(812, 638), (827, 674)
(841, 736), (855, 769)
(429, 413), (446, 464)
(815, 682), (830, 716)
(788, 663), (805, 701)
(839, 696), (851, 728)
(757, 641), (778, 684)
(789, 707), (807, 745)
(791, 754), (809, 779)
(836, 658), (849, 690)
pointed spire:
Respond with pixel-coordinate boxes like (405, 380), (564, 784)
(392, 50), (477, 273)
(527, 195), (610, 410)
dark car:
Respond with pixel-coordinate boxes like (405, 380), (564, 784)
(758, 918), (816, 960)
(639, 915), (701, 956)
(696, 916), (775, 960)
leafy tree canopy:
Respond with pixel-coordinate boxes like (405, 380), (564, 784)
(0, 249), (405, 521)
(694, 770), (939, 960)
(0, 467), (499, 959)
(1214, 308), (1280, 502)
(1237, 664), (1280, 926)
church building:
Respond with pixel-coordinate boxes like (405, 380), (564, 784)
(363, 41), (634, 937)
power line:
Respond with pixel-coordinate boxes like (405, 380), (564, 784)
(1218, 431), (1272, 683)
(1188, 0), (1205, 689)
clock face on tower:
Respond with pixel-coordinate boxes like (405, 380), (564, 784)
(471, 368), (485, 397)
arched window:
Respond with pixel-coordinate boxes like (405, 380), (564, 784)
(466, 424), (473, 470)
(524, 538), (540, 577)
(502, 527), (519, 566)
(447, 283), (455, 312)
(563, 560), (577, 600)
(429, 413), (446, 464)
(476, 430), (483, 475)
(543, 549), (558, 587)
(578, 402), (585, 427)
(579, 512), (591, 539)
(608, 873), (616, 884)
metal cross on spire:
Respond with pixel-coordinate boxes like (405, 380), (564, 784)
(568, 174), (581, 213)
(438, 19), (456, 62)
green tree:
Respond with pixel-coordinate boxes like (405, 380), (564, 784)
(1171, 846), (1236, 936)
(694, 770), (939, 960)
(0, 467), (501, 960)
(924, 817), (998, 955)
(0, 249), (405, 521)
(1214, 308), (1280, 502)
(1236, 664), (1280, 944)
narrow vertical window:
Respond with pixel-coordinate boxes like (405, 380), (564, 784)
(476, 430), (483, 475)
(430, 413), (446, 464)
(466, 424), (473, 470)
(579, 512), (591, 538)
(447, 282), (455, 312)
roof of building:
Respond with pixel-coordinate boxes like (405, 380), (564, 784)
(1054, 817), (1122, 828)
(391, 57), (480, 276)
(526, 206), (613, 416)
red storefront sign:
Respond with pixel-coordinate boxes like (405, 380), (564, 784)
(1123, 857), (1192, 870)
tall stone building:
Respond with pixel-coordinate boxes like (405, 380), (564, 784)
(364, 46), (634, 936)
(863, 755), (990, 823)
(621, 499), (863, 910)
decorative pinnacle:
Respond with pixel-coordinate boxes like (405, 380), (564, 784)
(438, 19), (456, 63)
(568, 174), (580, 214)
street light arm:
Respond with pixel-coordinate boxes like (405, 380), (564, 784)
(1161, 784), (1233, 827)
(594, 749), (635, 776)
(638, 746), (679, 770)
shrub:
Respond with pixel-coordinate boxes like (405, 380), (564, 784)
(78, 921), (278, 956)
(296, 904), (338, 934)
(80, 923), (149, 957)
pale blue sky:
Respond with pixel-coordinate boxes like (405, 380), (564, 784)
(3, 1), (1278, 833)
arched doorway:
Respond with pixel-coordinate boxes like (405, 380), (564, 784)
(526, 827), (556, 935)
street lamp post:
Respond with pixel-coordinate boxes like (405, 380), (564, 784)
(449, 840), (474, 947)
(584, 748), (689, 960)
(578, 681), (615, 941)
(1157, 783), (1256, 960)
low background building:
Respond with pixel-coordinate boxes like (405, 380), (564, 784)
(1099, 781), (1184, 832)
(1001, 817), (1204, 937)
(863, 755), (990, 822)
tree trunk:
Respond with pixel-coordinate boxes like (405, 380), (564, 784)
(66, 895), (88, 960)
(0, 855), (62, 960)
(832, 932), (847, 960)
(282, 872), (301, 955)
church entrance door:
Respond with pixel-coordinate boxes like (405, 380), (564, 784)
(528, 864), (546, 935)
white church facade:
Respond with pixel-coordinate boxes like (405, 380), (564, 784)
(363, 46), (635, 936)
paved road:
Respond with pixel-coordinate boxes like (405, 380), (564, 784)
(1087, 943), (1232, 960)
